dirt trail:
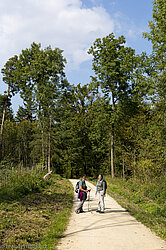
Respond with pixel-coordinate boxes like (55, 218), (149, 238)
(57, 180), (166, 250)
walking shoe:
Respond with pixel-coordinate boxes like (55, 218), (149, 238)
(99, 211), (104, 213)
(96, 210), (100, 212)
(75, 210), (80, 214)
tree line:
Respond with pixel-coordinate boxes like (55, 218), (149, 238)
(0, 0), (165, 181)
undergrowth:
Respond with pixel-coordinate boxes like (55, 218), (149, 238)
(0, 172), (73, 249)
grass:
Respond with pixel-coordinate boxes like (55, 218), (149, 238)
(102, 176), (166, 241)
(0, 172), (73, 249)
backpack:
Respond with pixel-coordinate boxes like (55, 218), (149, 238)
(102, 179), (107, 192)
(75, 181), (80, 193)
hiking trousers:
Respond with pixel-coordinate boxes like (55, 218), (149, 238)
(76, 199), (85, 212)
(98, 190), (105, 212)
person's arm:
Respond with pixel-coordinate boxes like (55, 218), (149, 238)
(79, 185), (88, 192)
(102, 180), (106, 195)
(95, 181), (98, 194)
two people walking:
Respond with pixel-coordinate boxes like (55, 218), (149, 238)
(75, 174), (106, 214)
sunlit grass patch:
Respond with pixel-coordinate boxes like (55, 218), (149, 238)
(0, 173), (73, 249)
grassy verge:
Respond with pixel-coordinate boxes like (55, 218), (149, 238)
(104, 176), (166, 241)
(0, 172), (73, 249)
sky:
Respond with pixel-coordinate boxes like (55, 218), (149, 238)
(0, 0), (153, 114)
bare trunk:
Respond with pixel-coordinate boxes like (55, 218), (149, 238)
(109, 143), (111, 173)
(110, 130), (114, 178)
(48, 117), (51, 172)
(43, 170), (52, 180)
(123, 157), (125, 180)
(42, 125), (45, 168)
(82, 147), (86, 175)
(133, 149), (136, 178)
(0, 84), (10, 158)
(110, 93), (115, 178)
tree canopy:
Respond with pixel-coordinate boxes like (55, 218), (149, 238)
(0, 0), (166, 180)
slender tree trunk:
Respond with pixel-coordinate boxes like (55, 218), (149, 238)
(133, 148), (136, 178)
(48, 117), (51, 172)
(110, 129), (114, 178)
(123, 156), (125, 180)
(42, 124), (45, 168)
(38, 104), (45, 168)
(110, 93), (115, 178)
(109, 136), (111, 173)
(82, 147), (86, 174)
(0, 84), (10, 159)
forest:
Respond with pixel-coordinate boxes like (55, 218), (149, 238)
(0, 0), (165, 182)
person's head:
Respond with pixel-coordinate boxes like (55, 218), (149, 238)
(82, 174), (86, 181)
(98, 174), (103, 180)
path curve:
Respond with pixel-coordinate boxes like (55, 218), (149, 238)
(57, 179), (166, 250)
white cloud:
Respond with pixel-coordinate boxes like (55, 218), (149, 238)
(0, 0), (114, 72)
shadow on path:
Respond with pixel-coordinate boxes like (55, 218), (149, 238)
(61, 214), (138, 239)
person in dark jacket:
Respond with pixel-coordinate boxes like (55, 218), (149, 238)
(75, 174), (89, 214)
(95, 174), (106, 213)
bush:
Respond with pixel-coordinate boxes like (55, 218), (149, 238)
(0, 169), (50, 201)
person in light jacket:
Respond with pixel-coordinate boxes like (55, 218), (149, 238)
(95, 174), (106, 213)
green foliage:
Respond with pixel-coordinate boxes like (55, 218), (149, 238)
(0, 0), (166, 181)
(0, 169), (48, 201)
(0, 94), (13, 121)
(88, 33), (136, 100)
(143, 0), (166, 111)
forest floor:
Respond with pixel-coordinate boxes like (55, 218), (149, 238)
(57, 180), (166, 250)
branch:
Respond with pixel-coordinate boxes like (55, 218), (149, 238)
(43, 171), (52, 180)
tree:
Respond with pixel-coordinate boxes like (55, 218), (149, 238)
(143, 0), (166, 175)
(1, 43), (68, 171)
(88, 33), (137, 177)
(1, 56), (19, 154)
(54, 84), (93, 177)
(144, 0), (166, 110)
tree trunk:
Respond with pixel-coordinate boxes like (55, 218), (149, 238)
(110, 129), (114, 178)
(110, 93), (115, 178)
(109, 145), (111, 174)
(133, 148), (136, 178)
(48, 117), (51, 172)
(82, 147), (86, 175)
(0, 84), (10, 159)
(122, 156), (125, 180)
(42, 124), (45, 168)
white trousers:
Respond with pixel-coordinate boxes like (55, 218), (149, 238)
(97, 190), (105, 212)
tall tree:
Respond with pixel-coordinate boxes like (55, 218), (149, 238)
(143, 0), (166, 174)
(1, 56), (19, 156)
(144, 0), (166, 107)
(1, 43), (67, 170)
(88, 33), (137, 177)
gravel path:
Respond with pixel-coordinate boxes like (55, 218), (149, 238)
(57, 179), (166, 250)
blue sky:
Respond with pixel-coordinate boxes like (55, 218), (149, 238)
(0, 0), (153, 114)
